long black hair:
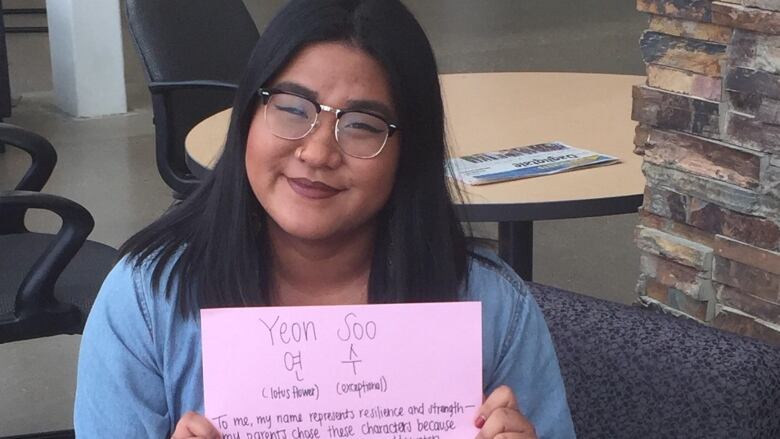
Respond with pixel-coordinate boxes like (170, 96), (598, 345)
(120, 0), (470, 317)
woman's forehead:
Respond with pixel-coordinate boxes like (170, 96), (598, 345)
(270, 42), (394, 105)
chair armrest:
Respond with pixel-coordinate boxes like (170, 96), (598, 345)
(0, 123), (57, 192)
(145, 79), (238, 196)
(148, 79), (238, 94)
(0, 123), (58, 233)
(0, 191), (94, 319)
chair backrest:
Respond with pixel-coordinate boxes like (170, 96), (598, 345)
(125, 0), (259, 195)
(530, 282), (780, 439)
(126, 0), (259, 83)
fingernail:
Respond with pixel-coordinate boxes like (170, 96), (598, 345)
(475, 415), (486, 428)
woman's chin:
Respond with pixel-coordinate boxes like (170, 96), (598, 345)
(271, 220), (344, 243)
(266, 211), (376, 245)
(288, 229), (338, 243)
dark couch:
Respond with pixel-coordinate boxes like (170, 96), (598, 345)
(531, 282), (780, 439)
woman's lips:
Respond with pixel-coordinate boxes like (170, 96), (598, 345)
(287, 177), (342, 199)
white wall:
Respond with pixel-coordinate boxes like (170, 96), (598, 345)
(46, 0), (127, 117)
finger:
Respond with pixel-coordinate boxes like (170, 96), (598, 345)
(482, 407), (536, 437)
(475, 385), (520, 426)
(171, 412), (220, 439)
(476, 407), (536, 439)
(494, 434), (533, 439)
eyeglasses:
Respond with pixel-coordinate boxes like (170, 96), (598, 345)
(258, 88), (399, 159)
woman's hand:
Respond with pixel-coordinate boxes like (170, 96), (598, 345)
(171, 411), (220, 439)
(474, 385), (538, 439)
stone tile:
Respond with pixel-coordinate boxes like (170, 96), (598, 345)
(714, 235), (780, 274)
(648, 15), (732, 44)
(640, 252), (715, 299)
(640, 31), (727, 76)
(643, 163), (762, 216)
(713, 256), (780, 302)
(636, 225), (714, 270)
(728, 29), (780, 74)
(639, 210), (719, 248)
(725, 66), (780, 100)
(634, 124), (652, 155)
(689, 199), (780, 250)
(642, 276), (711, 321)
(632, 85), (720, 138)
(713, 306), (780, 346)
(637, 0), (713, 22)
(642, 186), (690, 223)
(717, 283), (780, 323)
(723, 111), (780, 154)
(713, 1), (780, 34)
(640, 127), (764, 189)
(640, 189), (780, 250)
(762, 164), (780, 223)
(743, 0), (780, 12)
(647, 64), (722, 100)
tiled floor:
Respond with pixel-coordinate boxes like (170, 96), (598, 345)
(0, 0), (647, 434)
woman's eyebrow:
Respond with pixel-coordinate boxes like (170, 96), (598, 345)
(345, 100), (395, 121)
(272, 81), (395, 120)
(272, 81), (318, 101)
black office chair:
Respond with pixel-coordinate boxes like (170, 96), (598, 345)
(125, 0), (259, 197)
(0, 124), (117, 439)
(0, 123), (117, 342)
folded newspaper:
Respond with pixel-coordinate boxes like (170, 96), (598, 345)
(447, 141), (619, 186)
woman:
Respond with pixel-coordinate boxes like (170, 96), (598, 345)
(75, 1), (575, 437)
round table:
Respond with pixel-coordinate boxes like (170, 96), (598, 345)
(185, 72), (646, 280)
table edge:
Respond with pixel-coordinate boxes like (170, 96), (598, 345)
(455, 194), (644, 222)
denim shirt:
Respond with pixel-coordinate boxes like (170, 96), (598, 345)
(74, 249), (575, 438)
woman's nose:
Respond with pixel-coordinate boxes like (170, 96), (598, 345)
(296, 117), (343, 168)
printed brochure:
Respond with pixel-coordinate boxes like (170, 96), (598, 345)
(447, 141), (619, 185)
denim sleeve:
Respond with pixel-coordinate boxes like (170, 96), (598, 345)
(475, 257), (576, 439)
(73, 260), (171, 437)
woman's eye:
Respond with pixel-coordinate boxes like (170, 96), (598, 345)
(275, 104), (309, 119)
(343, 121), (383, 134)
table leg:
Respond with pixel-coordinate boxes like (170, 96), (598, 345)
(498, 221), (533, 281)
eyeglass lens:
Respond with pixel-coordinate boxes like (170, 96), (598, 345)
(264, 93), (390, 158)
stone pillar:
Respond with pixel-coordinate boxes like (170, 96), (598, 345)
(634, 0), (780, 346)
(45, 0), (127, 117)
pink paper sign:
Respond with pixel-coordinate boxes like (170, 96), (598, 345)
(201, 302), (482, 439)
